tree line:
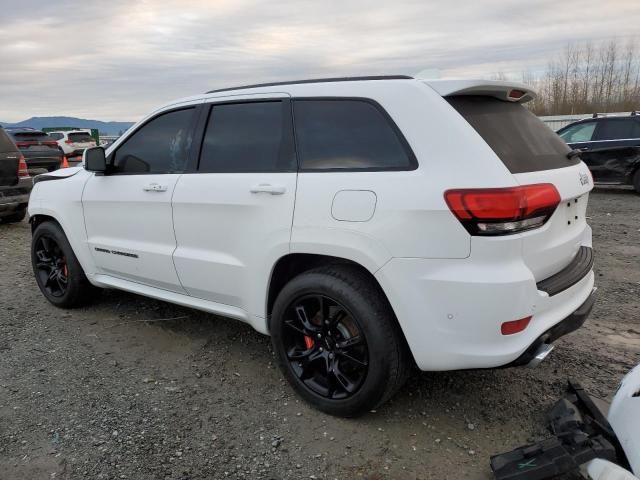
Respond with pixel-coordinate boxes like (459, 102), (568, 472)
(512, 38), (640, 116)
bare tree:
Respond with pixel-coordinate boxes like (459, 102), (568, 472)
(526, 37), (640, 115)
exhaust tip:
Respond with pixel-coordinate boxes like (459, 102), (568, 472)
(527, 343), (555, 368)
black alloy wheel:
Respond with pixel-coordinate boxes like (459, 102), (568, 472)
(282, 294), (369, 400)
(34, 235), (69, 297)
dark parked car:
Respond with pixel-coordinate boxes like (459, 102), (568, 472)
(0, 126), (32, 223)
(557, 114), (640, 193)
(4, 127), (63, 173)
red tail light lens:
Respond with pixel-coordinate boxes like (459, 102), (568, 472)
(15, 141), (34, 148)
(444, 184), (560, 235)
(43, 141), (58, 147)
(17, 156), (29, 177)
(501, 316), (532, 335)
(65, 139), (73, 144)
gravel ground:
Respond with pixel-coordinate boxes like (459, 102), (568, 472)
(1, 187), (639, 480)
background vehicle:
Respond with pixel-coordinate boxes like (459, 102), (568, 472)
(4, 127), (63, 173)
(0, 127), (31, 223)
(557, 115), (640, 193)
(557, 113), (640, 151)
(48, 129), (98, 165)
(28, 77), (595, 416)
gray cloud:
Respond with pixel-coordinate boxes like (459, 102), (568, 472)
(1, 0), (638, 122)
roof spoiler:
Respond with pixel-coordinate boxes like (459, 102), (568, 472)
(423, 79), (536, 103)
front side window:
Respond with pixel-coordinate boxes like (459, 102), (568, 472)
(559, 122), (596, 143)
(293, 99), (415, 171)
(198, 101), (293, 173)
(112, 108), (195, 174)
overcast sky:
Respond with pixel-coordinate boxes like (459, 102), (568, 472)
(1, 0), (638, 123)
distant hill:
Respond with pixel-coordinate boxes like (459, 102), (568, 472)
(0, 116), (134, 136)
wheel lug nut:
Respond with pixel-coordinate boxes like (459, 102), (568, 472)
(317, 333), (322, 339)
(319, 347), (324, 352)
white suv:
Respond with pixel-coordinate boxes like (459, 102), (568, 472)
(28, 76), (595, 416)
(48, 130), (97, 163)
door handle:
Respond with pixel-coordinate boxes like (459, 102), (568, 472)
(250, 184), (286, 195)
(143, 183), (168, 192)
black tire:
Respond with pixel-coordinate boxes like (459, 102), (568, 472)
(270, 265), (411, 417)
(31, 221), (99, 308)
(2, 209), (26, 223)
(633, 169), (640, 194)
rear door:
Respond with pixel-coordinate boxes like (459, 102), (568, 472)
(83, 106), (197, 292)
(0, 129), (20, 187)
(68, 131), (97, 151)
(172, 95), (297, 314)
(446, 96), (593, 281)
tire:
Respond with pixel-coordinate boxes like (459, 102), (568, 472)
(31, 221), (99, 308)
(2, 209), (26, 223)
(633, 169), (640, 194)
(270, 265), (411, 417)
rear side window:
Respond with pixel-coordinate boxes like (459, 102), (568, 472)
(113, 108), (195, 174)
(0, 129), (18, 153)
(69, 132), (94, 142)
(594, 119), (637, 140)
(199, 101), (294, 173)
(558, 122), (596, 143)
(446, 96), (577, 174)
(293, 99), (415, 171)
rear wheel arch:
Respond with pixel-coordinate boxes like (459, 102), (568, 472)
(266, 254), (403, 336)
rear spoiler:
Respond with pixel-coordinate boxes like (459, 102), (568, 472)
(423, 79), (536, 103)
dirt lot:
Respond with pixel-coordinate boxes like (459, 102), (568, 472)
(1, 188), (639, 480)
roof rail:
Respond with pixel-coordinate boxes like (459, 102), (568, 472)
(205, 75), (414, 94)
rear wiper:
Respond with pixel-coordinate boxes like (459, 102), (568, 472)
(566, 149), (583, 159)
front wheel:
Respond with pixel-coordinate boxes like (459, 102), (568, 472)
(270, 265), (411, 417)
(31, 221), (100, 308)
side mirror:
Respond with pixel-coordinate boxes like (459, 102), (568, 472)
(84, 147), (107, 173)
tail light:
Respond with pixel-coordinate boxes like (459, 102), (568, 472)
(17, 156), (29, 177)
(65, 139), (73, 144)
(444, 184), (561, 235)
(15, 141), (34, 148)
(43, 141), (58, 147)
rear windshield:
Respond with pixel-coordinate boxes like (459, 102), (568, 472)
(0, 129), (18, 153)
(69, 132), (94, 142)
(11, 131), (48, 140)
(446, 96), (578, 174)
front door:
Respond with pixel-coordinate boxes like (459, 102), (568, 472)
(172, 96), (297, 316)
(82, 106), (198, 292)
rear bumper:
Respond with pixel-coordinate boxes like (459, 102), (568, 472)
(507, 289), (595, 367)
(375, 233), (595, 371)
(0, 177), (31, 216)
(24, 156), (62, 172)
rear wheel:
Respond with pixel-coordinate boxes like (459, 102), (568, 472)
(633, 169), (640, 194)
(270, 265), (411, 417)
(2, 209), (26, 223)
(31, 221), (99, 308)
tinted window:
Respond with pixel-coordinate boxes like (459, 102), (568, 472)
(113, 108), (194, 174)
(293, 100), (414, 170)
(559, 122), (596, 143)
(49, 133), (64, 140)
(199, 101), (292, 173)
(0, 129), (18, 153)
(595, 119), (636, 140)
(69, 132), (94, 142)
(446, 96), (576, 174)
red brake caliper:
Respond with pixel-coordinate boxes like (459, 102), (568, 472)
(304, 336), (315, 349)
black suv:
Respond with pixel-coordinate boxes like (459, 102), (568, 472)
(0, 127), (32, 223)
(4, 127), (63, 173)
(557, 114), (640, 192)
